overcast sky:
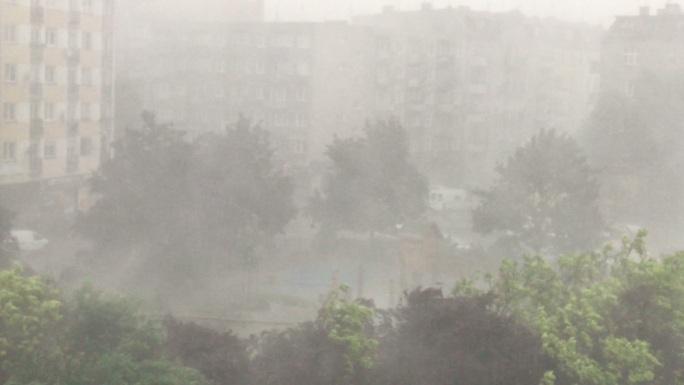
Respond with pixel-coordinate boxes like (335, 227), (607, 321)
(263, 0), (678, 26)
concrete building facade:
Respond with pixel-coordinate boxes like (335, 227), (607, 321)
(122, 5), (601, 189)
(128, 21), (375, 167)
(356, 5), (601, 188)
(0, 0), (114, 210)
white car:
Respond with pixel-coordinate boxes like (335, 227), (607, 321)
(10, 230), (49, 251)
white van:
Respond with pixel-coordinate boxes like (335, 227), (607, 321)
(10, 230), (49, 251)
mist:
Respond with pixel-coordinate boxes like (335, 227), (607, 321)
(1, 0), (684, 383)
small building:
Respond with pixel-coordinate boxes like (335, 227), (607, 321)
(428, 186), (469, 211)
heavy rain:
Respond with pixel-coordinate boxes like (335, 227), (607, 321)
(0, 0), (683, 384)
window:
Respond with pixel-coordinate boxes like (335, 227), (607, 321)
(255, 34), (266, 48)
(216, 60), (225, 73)
(43, 141), (56, 158)
(45, 28), (57, 45)
(3, 104), (16, 121)
(296, 87), (309, 101)
(254, 86), (265, 100)
(68, 28), (78, 49)
(293, 139), (306, 154)
(276, 35), (294, 48)
(81, 67), (92, 86)
(30, 65), (41, 82)
(255, 60), (265, 74)
(31, 27), (42, 44)
(44, 103), (54, 120)
(297, 61), (310, 76)
(624, 81), (635, 98)
(4, 25), (17, 43)
(81, 103), (90, 120)
(2, 142), (16, 160)
(624, 49), (639, 66)
(45, 66), (55, 83)
(81, 32), (92, 50)
(45, 0), (57, 8)
(69, 0), (78, 10)
(30, 102), (40, 119)
(4, 64), (17, 82)
(297, 35), (311, 49)
(80, 137), (92, 156)
(82, 0), (92, 12)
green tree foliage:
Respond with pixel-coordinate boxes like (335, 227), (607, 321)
(473, 129), (604, 255)
(310, 120), (428, 235)
(480, 232), (683, 385)
(60, 285), (209, 385)
(316, 285), (378, 379)
(251, 286), (377, 385)
(373, 288), (549, 385)
(583, 72), (684, 222)
(0, 265), (63, 384)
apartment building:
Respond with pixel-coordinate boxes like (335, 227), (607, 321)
(128, 21), (375, 166)
(123, 5), (600, 189)
(356, 5), (601, 188)
(601, 3), (684, 96)
(598, 4), (684, 222)
(0, 0), (114, 210)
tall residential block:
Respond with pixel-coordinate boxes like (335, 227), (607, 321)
(0, 0), (114, 209)
(601, 3), (684, 97)
(356, 5), (601, 188)
(126, 21), (374, 167)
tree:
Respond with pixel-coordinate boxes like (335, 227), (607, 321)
(77, 113), (296, 294)
(250, 286), (377, 385)
(61, 286), (210, 385)
(0, 203), (17, 267)
(191, 115), (296, 254)
(0, 265), (63, 384)
(163, 317), (250, 385)
(583, 72), (684, 224)
(310, 120), (428, 235)
(77, 111), (193, 254)
(482, 233), (665, 385)
(372, 288), (549, 385)
(472, 129), (604, 255)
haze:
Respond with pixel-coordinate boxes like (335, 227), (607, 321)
(266, 0), (661, 25)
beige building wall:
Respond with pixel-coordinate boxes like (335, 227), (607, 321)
(0, 0), (114, 192)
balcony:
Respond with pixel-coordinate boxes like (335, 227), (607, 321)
(30, 45), (44, 63)
(29, 157), (43, 178)
(66, 156), (79, 173)
(66, 49), (80, 65)
(68, 85), (80, 100)
(69, 11), (80, 25)
(68, 121), (79, 136)
(30, 119), (44, 139)
(31, 6), (44, 24)
(30, 83), (43, 98)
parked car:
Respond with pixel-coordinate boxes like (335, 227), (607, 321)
(10, 230), (49, 251)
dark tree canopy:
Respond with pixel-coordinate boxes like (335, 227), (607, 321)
(78, 111), (193, 250)
(372, 288), (549, 385)
(0, 203), (16, 267)
(310, 120), (428, 234)
(77, 112), (296, 286)
(583, 72), (684, 223)
(473, 129), (604, 254)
